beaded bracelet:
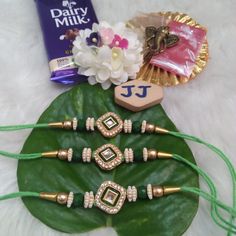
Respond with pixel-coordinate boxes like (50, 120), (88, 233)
(0, 112), (168, 137)
(0, 112), (236, 233)
(0, 145), (173, 170)
(39, 181), (180, 214)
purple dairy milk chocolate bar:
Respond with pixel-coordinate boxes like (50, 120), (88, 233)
(35, 0), (98, 84)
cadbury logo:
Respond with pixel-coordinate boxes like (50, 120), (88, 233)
(50, 7), (89, 28)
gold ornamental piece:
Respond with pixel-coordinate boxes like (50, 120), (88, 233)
(128, 12), (209, 86)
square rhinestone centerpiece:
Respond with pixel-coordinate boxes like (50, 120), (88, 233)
(103, 117), (118, 130)
(95, 181), (126, 214)
(102, 187), (120, 206)
(94, 144), (123, 170)
(96, 112), (123, 138)
(100, 148), (116, 162)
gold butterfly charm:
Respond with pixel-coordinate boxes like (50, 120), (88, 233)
(143, 26), (179, 63)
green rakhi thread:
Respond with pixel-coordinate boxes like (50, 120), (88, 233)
(0, 112), (235, 233)
(0, 150), (42, 160)
(0, 181), (236, 233)
(173, 154), (236, 233)
(169, 131), (236, 235)
(0, 192), (40, 201)
(0, 144), (235, 232)
(0, 123), (49, 131)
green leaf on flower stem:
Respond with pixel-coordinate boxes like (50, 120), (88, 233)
(17, 83), (198, 235)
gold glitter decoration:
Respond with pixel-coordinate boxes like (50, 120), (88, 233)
(128, 12), (209, 86)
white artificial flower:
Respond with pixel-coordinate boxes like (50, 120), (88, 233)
(72, 21), (143, 89)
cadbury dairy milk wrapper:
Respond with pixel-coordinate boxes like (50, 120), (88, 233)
(35, 0), (98, 84)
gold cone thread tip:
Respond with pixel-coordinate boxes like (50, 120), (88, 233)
(163, 187), (181, 195)
(157, 152), (173, 159)
(40, 192), (69, 205)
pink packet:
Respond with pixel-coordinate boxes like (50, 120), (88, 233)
(150, 21), (207, 78)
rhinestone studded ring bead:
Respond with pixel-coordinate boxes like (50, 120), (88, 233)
(143, 148), (148, 162)
(67, 148), (73, 162)
(141, 120), (147, 133)
(147, 184), (153, 200)
(72, 118), (78, 131)
(86, 117), (95, 131)
(82, 148), (92, 162)
(124, 148), (134, 163)
(84, 191), (94, 209)
(67, 192), (74, 208)
(123, 120), (132, 133)
(127, 186), (137, 202)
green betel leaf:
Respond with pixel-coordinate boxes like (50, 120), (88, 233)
(17, 84), (199, 235)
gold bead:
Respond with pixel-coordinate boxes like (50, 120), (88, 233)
(58, 149), (69, 161)
(63, 121), (72, 129)
(147, 149), (157, 160)
(56, 193), (68, 205)
(145, 123), (155, 133)
(152, 186), (164, 197)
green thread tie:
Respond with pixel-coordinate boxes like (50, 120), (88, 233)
(0, 123), (49, 131)
(173, 154), (236, 233)
(0, 150), (42, 160)
(169, 131), (236, 235)
(0, 192), (40, 201)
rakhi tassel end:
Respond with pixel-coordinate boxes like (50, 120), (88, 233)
(39, 192), (68, 204)
(39, 192), (74, 208)
(48, 117), (77, 131)
(152, 186), (181, 197)
(41, 148), (73, 162)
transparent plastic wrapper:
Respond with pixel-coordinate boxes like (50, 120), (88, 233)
(150, 21), (207, 78)
(35, 0), (98, 84)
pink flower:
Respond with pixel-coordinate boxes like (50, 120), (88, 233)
(100, 27), (114, 45)
(110, 34), (129, 49)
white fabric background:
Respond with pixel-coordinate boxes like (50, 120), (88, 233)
(0, 0), (236, 235)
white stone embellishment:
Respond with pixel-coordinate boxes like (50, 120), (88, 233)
(82, 148), (92, 162)
(86, 117), (95, 131)
(127, 186), (137, 202)
(141, 120), (147, 133)
(67, 148), (73, 162)
(90, 118), (95, 131)
(147, 184), (153, 200)
(72, 117), (78, 131)
(143, 147), (148, 162)
(84, 192), (90, 208)
(88, 191), (94, 208)
(124, 148), (134, 163)
(95, 181), (126, 214)
(132, 186), (137, 201)
(67, 192), (74, 208)
(123, 120), (132, 133)
(96, 112), (123, 138)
